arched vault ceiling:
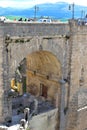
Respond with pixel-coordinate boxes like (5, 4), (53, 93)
(26, 50), (62, 78)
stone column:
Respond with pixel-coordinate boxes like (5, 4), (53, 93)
(2, 34), (12, 123)
(34, 99), (38, 115)
(0, 36), (5, 123)
(0, 33), (12, 123)
(59, 79), (66, 130)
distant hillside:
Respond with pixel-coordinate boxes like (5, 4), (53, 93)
(0, 2), (87, 19)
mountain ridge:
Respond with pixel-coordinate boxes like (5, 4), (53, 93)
(0, 2), (87, 19)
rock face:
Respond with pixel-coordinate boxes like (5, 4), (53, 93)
(29, 108), (58, 130)
(0, 20), (86, 130)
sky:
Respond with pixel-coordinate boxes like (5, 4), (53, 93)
(0, 0), (87, 8)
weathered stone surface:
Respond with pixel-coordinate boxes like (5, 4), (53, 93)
(0, 20), (86, 130)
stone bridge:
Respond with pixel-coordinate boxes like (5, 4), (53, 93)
(0, 20), (87, 130)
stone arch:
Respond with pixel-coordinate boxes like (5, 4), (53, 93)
(14, 50), (62, 106)
(7, 38), (64, 122)
(8, 36), (64, 79)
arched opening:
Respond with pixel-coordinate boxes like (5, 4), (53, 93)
(12, 50), (62, 102)
(26, 50), (62, 103)
(10, 50), (62, 124)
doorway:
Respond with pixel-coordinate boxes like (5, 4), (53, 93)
(40, 83), (48, 98)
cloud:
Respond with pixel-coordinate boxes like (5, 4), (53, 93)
(0, 0), (35, 8)
(0, 0), (70, 8)
(0, 0), (87, 8)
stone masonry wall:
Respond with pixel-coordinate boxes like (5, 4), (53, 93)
(0, 25), (12, 123)
(0, 21), (70, 124)
(0, 20), (87, 130)
(0, 37), (5, 123)
(3, 22), (69, 37)
(29, 108), (58, 130)
(66, 20), (87, 130)
(7, 36), (67, 79)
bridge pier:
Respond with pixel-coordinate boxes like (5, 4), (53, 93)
(0, 34), (12, 124)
